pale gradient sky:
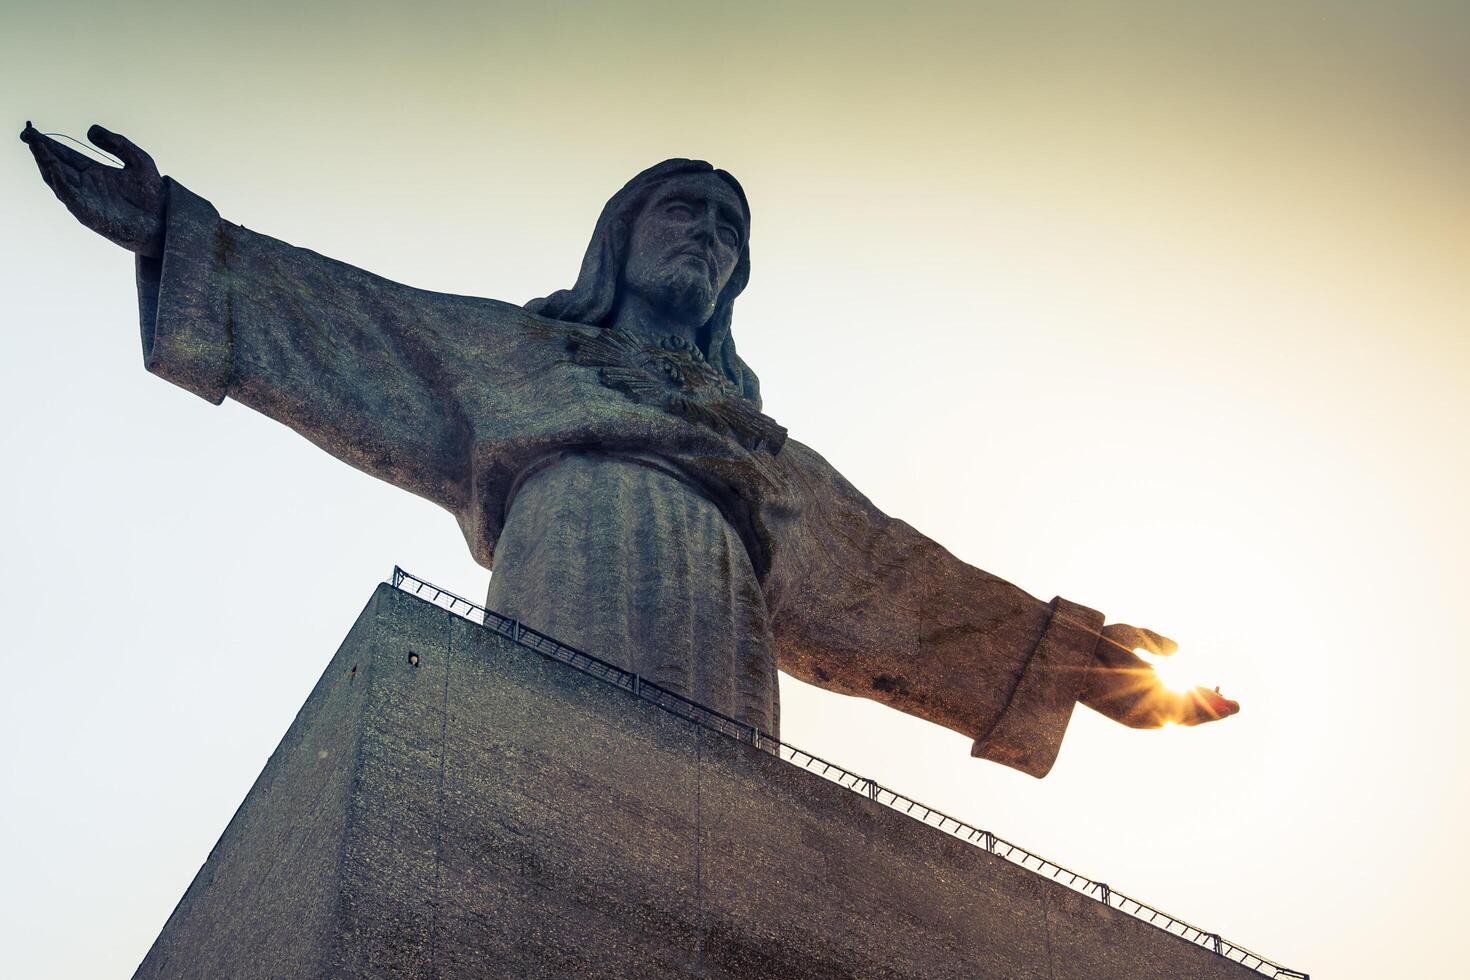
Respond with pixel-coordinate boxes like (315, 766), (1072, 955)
(3, 2), (1467, 977)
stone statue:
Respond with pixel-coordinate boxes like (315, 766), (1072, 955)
(21, 123), (1238, 777)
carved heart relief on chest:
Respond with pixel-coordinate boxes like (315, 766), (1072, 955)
(569, 329), (787, 453)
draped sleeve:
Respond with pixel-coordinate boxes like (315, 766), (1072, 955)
(765, 440), (1106, 778)
(134, 178), (561, 557)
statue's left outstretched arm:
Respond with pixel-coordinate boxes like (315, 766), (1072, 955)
(765, 440), (1238, 778)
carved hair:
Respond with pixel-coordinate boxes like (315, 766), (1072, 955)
(524, 159), (761, 406)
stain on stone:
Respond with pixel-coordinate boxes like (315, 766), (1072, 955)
(873, 674), (909, 695)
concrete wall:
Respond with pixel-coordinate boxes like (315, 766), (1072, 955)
(135, 584), (1265, 979)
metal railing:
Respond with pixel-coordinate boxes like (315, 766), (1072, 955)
(389, 566), (1307, 980)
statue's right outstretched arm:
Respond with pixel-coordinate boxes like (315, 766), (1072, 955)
(22, 123), (539, 522)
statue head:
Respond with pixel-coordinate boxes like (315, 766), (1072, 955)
(525, 159), (760, 404)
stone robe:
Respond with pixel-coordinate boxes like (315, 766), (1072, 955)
(136, 179), (1109, 778)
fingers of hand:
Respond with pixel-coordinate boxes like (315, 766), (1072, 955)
(1137, 626), (1177, 656)
(31, 141), (79, 205)
(87, 124), (157, 175)
(84, 125), (165, 250)
(26, 131), (96, 213)
(32, 130), (102, 178)
(1101, 623), (1176, 657)
(1095, 625), (1153, 671)
(1180, 686), (1241, 726)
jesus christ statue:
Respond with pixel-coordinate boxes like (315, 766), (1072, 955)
(21, 122), (1237, 778)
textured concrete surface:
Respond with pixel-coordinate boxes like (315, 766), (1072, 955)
(134, 584), (1260, 979)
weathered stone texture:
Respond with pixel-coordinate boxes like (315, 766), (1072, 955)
(134, 585), (1259, 979)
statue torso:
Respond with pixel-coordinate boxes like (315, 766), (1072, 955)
(484, 449), (780, 736)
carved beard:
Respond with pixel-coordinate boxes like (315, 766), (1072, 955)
(637, 257), (718, 324)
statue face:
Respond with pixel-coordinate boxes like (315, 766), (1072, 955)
(621, 173), (746, 326)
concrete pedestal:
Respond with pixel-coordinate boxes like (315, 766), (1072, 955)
(133, 583), (1264, 979)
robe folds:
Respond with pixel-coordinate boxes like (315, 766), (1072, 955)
(136, 178), (1108, 778)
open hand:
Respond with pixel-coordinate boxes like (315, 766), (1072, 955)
(20, 122), (165, 258)
(1080, 622), (1240, 728)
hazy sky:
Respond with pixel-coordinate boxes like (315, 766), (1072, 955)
(4, 2), (1468, 977)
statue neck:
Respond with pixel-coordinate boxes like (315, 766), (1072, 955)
(606, 292), (704, 352)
